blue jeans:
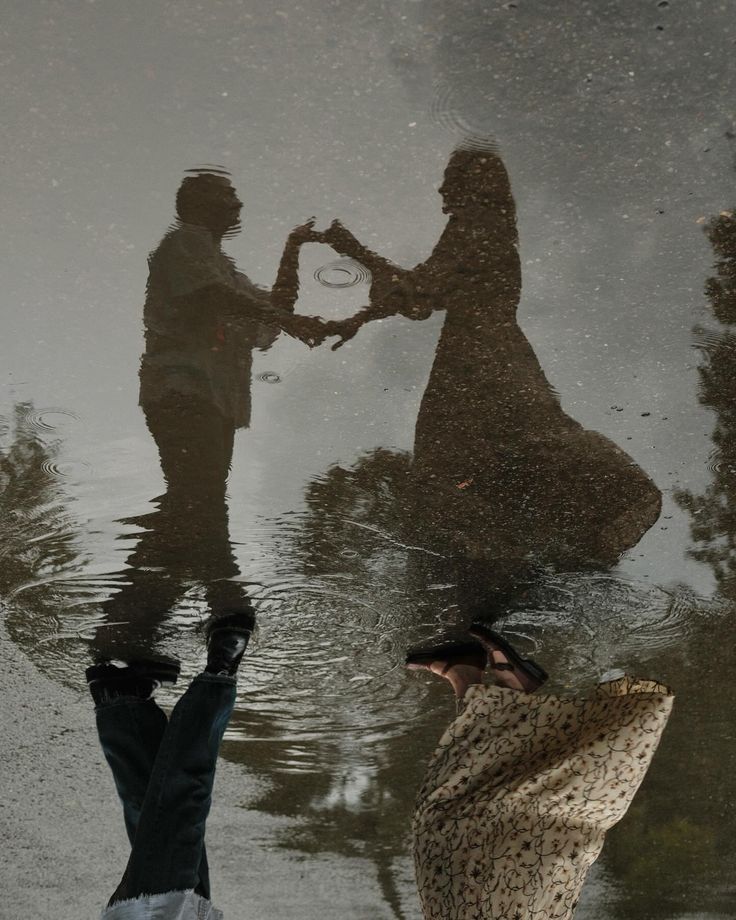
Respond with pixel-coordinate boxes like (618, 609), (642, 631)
(95, 673), (236, 903)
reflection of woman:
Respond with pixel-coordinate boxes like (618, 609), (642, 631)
(320, 148), (661, 570)
(405, 627), (673, 920)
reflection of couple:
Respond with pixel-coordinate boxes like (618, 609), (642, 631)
(100, 151), (660, 664)
(86, 154), (673, 920)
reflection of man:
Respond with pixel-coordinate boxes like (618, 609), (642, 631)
(87, 612), (254, 920)
(140, 170), (321, 490)
(91, 171), (323, 659)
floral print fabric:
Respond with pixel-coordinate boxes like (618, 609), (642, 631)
(412, 676), (674, 920)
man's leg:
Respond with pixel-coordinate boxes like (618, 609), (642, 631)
(110, 672), (237, 899)
(95, 695), (168, 846)
(87, 660), (210, 901)
(144, 397), (232, 496)
(93, 689), (212, 902)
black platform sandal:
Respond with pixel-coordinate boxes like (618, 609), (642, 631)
(405, 639), (487, 673)
(468, 623), (548, 691)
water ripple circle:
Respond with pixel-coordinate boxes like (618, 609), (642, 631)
(430, 82), (499, 151)
(314, 259), (371, 288)
(257, 371), (282, 384)
(18, 406), (79, 433)
(41, 458), (93, 480)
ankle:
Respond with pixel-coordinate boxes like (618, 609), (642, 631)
(205, 628), (250, 677)
(445, 664), (484, 699)
(88, 676), (158, 706)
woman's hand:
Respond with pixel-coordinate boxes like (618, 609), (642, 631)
(287, 218), (325, 246)
(321, 219), (363, 254)
(322, 316), (365, 350)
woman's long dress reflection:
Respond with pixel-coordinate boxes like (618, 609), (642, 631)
(321, 148), (661, 586)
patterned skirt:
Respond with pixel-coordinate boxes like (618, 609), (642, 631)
(412, 676), (674, 920)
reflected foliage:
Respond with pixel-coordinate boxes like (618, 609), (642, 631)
(0, 403), (78, 595)
(0, 402), (82, 647)
(600, 609), (736, 918)
(676, 210), (736, 598)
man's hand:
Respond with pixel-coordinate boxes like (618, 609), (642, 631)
(287, 314), (329, 347)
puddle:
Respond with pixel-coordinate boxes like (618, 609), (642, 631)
(2, 2), (735, 917)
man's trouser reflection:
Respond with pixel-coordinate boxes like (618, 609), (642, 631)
(96, 674), (235, 903)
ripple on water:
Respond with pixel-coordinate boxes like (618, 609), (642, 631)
(17, 405), (79, 433)
(706, 448), (724, 474)
(256, 371), (282, 384)
(2, 509), (437, 768)
(4, 503), (728, 785)
(40, 458), (93, 481)
(314, 258), (371, 288)
(498, 572), (725, 676)
(692, 326), (736, 354)
(429, 82), (499, 151)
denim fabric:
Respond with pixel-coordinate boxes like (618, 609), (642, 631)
(100, 890), (224, 920)
(95, 673), (236, 904)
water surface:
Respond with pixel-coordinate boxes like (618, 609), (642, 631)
(2, 1), (736, 917)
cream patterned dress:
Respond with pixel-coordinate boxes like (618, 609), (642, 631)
(412, 676), (674, 920)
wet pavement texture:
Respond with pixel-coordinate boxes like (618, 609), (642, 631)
(2, 1), (736, 918)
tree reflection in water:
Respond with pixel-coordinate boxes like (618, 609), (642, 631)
(0, 402), (86, 661)
(677, 209), (736, 597)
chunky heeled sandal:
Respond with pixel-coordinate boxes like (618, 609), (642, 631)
(405, 639), (487, 674)
(468, 623), (548, 691)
